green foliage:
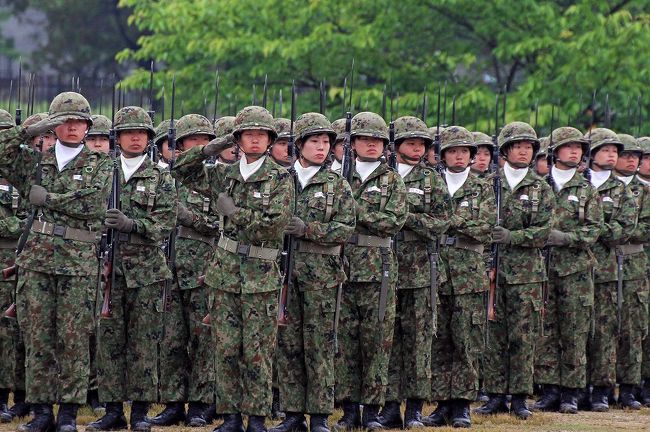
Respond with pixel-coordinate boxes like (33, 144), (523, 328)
(119, 0), (650, 136)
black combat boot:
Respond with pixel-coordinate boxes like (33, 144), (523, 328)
(558, 387), (578, 414)
(309, 414), (330, 432)
(608, 386), (617, 406)
(618, 384), (642, 410)
(87, 390), (105, 416)
(510, 395), (532, 420)
(205, 404), (219, 424)
(246, 415), (267, 432)
(130, 402), (151, 432)
(10, 390), (31, 419)
(0, 388), (11, 423)
(17, 403), (55, 432)
(642, 380), (650, 407)
(55, 403), (78, 432)
(576, 387), (591, 411)
(532, 384), (561, 412)
(271, 389), (284, 421)
(590, 386), (610, 412)
(213, 413), (244, 432)
(361, 405), (383, 431)
(476, 389), (489, 403)
(450, 400), (471, 429)
(86, 402), (127, 431)
(377, 401), (402, 429)
(148, 401), (185, 426)
(332, 402), (360, 431)
(186, 402), (209, 427)
(421, 401), (451, 427)
(472, 393), (508, 415)
(268, 412), (307, 432)
(403, 399), (424, 429)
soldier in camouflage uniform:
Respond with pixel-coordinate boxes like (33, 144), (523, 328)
(22, 113), (57, 153)
(154, 119), (177, 168)
(172, 106), (293, 432)
(88, 106), (177, 432)
(333, 112), (406, 432)
(214, 117), (238, 165)
(378, 116), (449, 429)
(0, 92), (113, 432)
(534, 137), (550, 177)
(612, 133), (650, 409)
(636, 136), (650, 407)
(533, 127), (602, 414)
(470, 131), (494, 178)
(474, 122), (554, 420)
(581, 129), (636, 412)
(425, 127), (443, 169)
(329, 118), (346, 174)
(271, 113), (356, 432)
(422, 126), (495, 429)
(270, 118), (292, 168)
(86, 115), (112, 154)
(149, 114), (219, 427)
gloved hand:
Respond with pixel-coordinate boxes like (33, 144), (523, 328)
(104, 209), (134, 233)
(203, 134), (235, 156)
(24, 117), (64, 138)
(29, 185), (48, 206)
(285, 216), (307, 237)
(492, 226), (511, 244)
(177, 205), (194, 226)
(546, 229), (571, 246)
(449, 215), (466, 230)
(215, 192), (239, 217)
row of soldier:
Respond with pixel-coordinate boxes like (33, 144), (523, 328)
(0, 90), (647, 432)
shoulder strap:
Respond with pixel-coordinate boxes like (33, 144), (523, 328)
(423, 169), (432, 213)
(379, 173), (390, 211)
(324, 174), (336, 222)
(147, 169), (160, 213)
(262, 170), (277, 208)
(578, 183), (588, 223)
(83, 153), (99, 188)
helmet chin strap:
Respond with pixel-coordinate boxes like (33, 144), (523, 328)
(445, 164), (467, 173)
(507, 160), (529, 169)
(616, 168), (636, 176)
(556, 159), (579, 168)
(592, 161), (614, 171)
(398, 150), (421, 165)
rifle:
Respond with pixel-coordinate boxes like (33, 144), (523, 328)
(162, 76), (177, 313)
(262, 74), (268, 109)
(15, 59), (22, 126)
(277, 81), (297, 326)
(212, 69), (220, 123)
(147, 61), (158, 162)
(487, 93), (502, 323)
(434, 85), (442, 172)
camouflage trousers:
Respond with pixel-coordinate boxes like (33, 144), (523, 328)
(0, 280), (15, 389)
(276, 284), (337, 414)
(483, 282), (541, 396)
(158, 282), (189, 402)
(97, 276), (162, 403)
(588, 282), (617, 387)
(335, 281), (396, 406)
(644, 282), (650, 380)
(430, 291), (484, 401)
(213, 289), (277, 416)
(534, 270), (593, 389)
(16, 270), (95, 404)
(386, 287), (434, 402)
(616, 278), (649, 385)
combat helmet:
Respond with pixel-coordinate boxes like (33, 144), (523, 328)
(294, 113), (336, 146)
(498, 121), (540, 156)
(617, 133), (643, 155)
(350, 112), (389, 145)
(440, 126), (477, 159)
(273, 118), (291, 140)
(586, 128), (623, 154)
(113, 106), (155, 138)
(176, 114), (216, 142)
(0, 109), (14, 129)
(393, 116), (433, 148)
(214, 116), (236, 138)
(233, 106), (277, 141)
(48, 92), (93, 126)
(88, 115), (112, 137)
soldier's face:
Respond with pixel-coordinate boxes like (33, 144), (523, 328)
(616, 152), (640, 174)
(300, 133), (331, 166)
(353, 136), (384, 160)
(54, 119), (89, 144)
(506, 141), (534, 167)
(592, 144), (618, 170)
(31, 133), (56, 152)
(471, 146), (491, 172)
(638, 155), (650, 176)
(555, 142), (583, 168)
(269, 139), (291, 165)
(443, 146), (471, 170)
(160, 140), (180, 162)
(181, 134), (211, 151)
(118, 130), (149, 158)
(86, 136), (110, 154)
(333, 141), (344, 162)
(397, 138), (425, 165)
(535, 156), (550, 176)
(239, 129), (271, 159)
(426, 146), (438, 165)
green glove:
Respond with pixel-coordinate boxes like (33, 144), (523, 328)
(24, 117), (64, 138)
(203, 134), (235, 157)
(216, 192), (239, 217)
(29, 185), (48, 206)
(492, 226), (511, 244)
(104, 208), (134, 233)
(285, 216), (306, 237)
(547, 229), (571, 246)
(177, 205), (194, 227)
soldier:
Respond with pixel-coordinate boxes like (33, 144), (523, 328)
(86, 115), (112, 154)
(271, 113), (356, 432)
(533, 127), (602, 414)
(474, 122), (554, 420)
(425, 127), (442, 168)
(636, 136), (650, 407)
(333, 112), (407, 432)
(469, 131), (494, 178)
(22, 113), (56, 153)
(0, 92), (113, 432)
(534, 137), (550, 177)
(378, 116), (449, 429)
(612, 133), (649, 410)
(214, 117), (238, 165)
(422, 126), (495, 429)
(270, 118), (292, 168)
(149, 114), (218, 427)
(154, 119), (178, 168)
(88, 106), (177, 432)
(582, 129), (636, 412)
(172, 106), (293, 432)
(329, 118), (346, 173)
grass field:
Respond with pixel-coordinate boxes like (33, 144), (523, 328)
(1, 402), (649, 432)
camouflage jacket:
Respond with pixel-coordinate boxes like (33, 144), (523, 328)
(497, 168), (554, 285)
(293, 167), (356, 290)
(592, 175), (637, 283)
(620, 177), (650, 281)
(115, 157), (176, 288)
(397, 164), (449, 289)
(439, 172), (495, 295)
(172, 148), (294, 294)
(0, 177), (27, 279)
(546, 170), (602, 277)
(345, 163), (407, 283)
(175, 182), (219, 290)
(0, 127), (112, 276)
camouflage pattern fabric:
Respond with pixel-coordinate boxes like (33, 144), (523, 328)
(157, 283), (189, 402)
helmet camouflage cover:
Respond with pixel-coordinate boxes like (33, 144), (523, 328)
(393, 116), (433, 148)
(586, 127), (623, 154)
(551, 127), (589, 156)
(88, 115), (112, 136)
(0, 109), (15, 128)
(155, 119), (173, 146)
(350, 111), (389, 145)
(114, 106), (155, 138)
(273, 118), (291, 140)
(498, 121), (540, 156)
(472, 131), (494, 148)
(48, 92), (93, 125)
(294, 112), (336, 145)
(440, 125), (477, 159)
(214, 116), (236, 138)
(637, 136), (650, 155)
(331, 118), (347, 143)
(176, 114), (216, 142)
(617, 133), (643, 155)
(233, 106), (277, 141)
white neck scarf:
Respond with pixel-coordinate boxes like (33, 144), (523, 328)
(157, 160), (169, 169)
(636, 175), (650, 187)
(504, 162), (528, 190)
(355, 159), (380, 183)
(239, 155), (266, 181)
(294, 161), (321, 189)
(551, 165), (576, 192)
(397, 162), (415, 179)
(121, 154), (147, 182)
(55, 140), (84, 171)
(590, 169), (611, 190)
(445, 167), (470, 197)
(330, 159), (342, 172)
(616, 174), (634, 186)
